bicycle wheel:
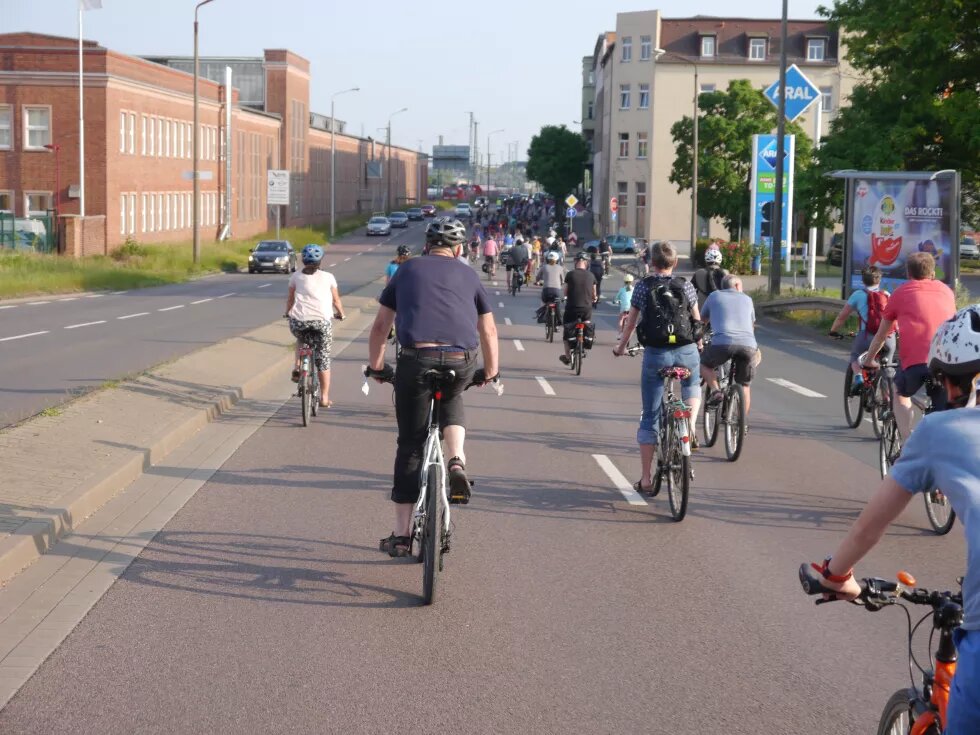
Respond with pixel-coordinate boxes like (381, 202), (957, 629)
(574, 341), (583, 376)
(870, 373), (890, 438)
(300, 374), (311, 427)
(421, 466), (442, 605)
(843, 366), (864, 428)
(311, 373), (319, 417)
(701, 400), (720, 447)
(924, 489), (956, 535)
(875, 689), (915, 735)
(879, 414), (902, 479)
(546, 311), (555, 343)
(723, 384), (746, 462)
(666, 438), (690, 522)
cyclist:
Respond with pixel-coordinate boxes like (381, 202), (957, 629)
(692, 246), (728, 309)
(508, 237), (530, 290)
(467, 232), (481, 263)
(598, 237), (613, 275)
(385, 245), (411, 284)
(589, 250), (605, 302)
(811, 304), (980, 734)
(613, 241), (702, 494)
(367, 218), (499, 557)
(699, 275), (757, 419)
(559, 252), (597, 366)
(863, 252), (956, 439)
(530, 235), (542, 273)
(285, 244), (346, 408)
(829, 265), (895, 393)
(535, 250), (565, 323)
(482, 234), (499, 277)
(616, 273), (635, 338)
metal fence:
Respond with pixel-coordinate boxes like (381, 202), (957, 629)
(0, 211), (57, 254)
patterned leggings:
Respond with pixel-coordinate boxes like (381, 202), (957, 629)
(288, 318), (333, 372)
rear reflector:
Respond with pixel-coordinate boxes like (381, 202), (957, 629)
(673, 409), (691, 419)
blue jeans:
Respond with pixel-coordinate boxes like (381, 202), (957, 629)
(637, 344), (702, 445)
(947, 629), (980, 734)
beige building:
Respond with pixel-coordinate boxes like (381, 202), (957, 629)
(589, 12), (855, 246)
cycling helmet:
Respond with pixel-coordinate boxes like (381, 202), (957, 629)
(396, 245), (411, 257)
(301, 244), (324, 265)
(928, 305), (980, 378)
(704, 248), (723, 266)
(624, 273), (635, 284)
(545, 251), (559, 262)
(575, 251), (589, 262)
(425, 218), (467, 248)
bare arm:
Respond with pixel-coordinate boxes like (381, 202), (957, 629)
(864, 317), (895, 362)
(829, 304), (854, 333)
(331, 286), (345, 320)
(477, 312), (499, 380)
(285, 285), (296, 316)
(614, 307), (641, 355)
(368, 306), (396, 371)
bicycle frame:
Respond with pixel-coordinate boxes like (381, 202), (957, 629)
(659, 373), (692, 458)
(413, 387), (451, 544)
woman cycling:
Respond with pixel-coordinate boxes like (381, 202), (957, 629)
(385, 245), (411, 284)
(286, 244), (346, 408)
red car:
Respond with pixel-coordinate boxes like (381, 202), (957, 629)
(420, 204), (437, 217)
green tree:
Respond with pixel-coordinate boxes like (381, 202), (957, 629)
(670, 79), (813, 239)
(526, 125), (590, 233)
(808, 0), (980, 226)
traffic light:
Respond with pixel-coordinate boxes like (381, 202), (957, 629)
(760, 201), (773, 239)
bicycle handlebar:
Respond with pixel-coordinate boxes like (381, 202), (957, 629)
(828, 331), (855, 340)
(362, 365), (502, 392)
(798, 563), (962, 611)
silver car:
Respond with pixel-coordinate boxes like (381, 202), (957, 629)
(367, 216), (392, 236)
(960, 236), (979, 260)
(454, 203), (472, 219)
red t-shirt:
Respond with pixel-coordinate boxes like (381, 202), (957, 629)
(882, 279), (956, 368)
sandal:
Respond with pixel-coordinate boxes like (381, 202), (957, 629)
(379, 533), (411, 558)
(634, 479), (659, 498)
(291, 368), (300, 382)
(320, 399), (334, 408)
(447, 457), (471, 505)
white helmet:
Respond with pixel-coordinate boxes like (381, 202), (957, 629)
(546, 236), (555, 246)
(704, 248), (723, 266)
(928, 305), (980, 378)
(623, 273), (634, 284)
(546, 251), (559, 262)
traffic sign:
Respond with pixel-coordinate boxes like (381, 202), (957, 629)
(763, 64), (820, 122)
(566, 207), (577, 219)
(565, 194), (578, 209)
(610, 197), (619, 213)
(611, 211), (618, 222)
(267, 169), (290, 206)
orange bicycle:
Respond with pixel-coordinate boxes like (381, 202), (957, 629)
(799, 564), (962, 734)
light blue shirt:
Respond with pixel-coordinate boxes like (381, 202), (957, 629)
(701, 289), (756, 349)
(846, 286), (886, 333)
(891, 409), (980, 629)
(385, 262), (399, 281)
(616, 286), (634, 313)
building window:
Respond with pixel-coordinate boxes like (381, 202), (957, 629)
(749, 38), (767, 60)
(807, 38), (826, 61)
(637, 132), (648, 159)
(588, 70), (595, 85)
(619, 84), (631, 109)
(699, 83), (717, 94)
(128, 193), (136, 234)
(621, 36), (632, 62)
(120, 112), (126, 153)
(25, 192), (53, 215)
(157, 118), (164, 156)
(178, 123), (185, 159)
(700, 35), (716, 58)
(128, 113), (135, 154)
(820, 86), (834, 111)
(120, 196), (126, 235)
(617, 182), (628, 228)
(148, 192), (154, 231)
(587, 101), (594, 120)
(638, 84), (650, 109)
(635, 182), (647, 235)
(186, 124), (192, 159)
(24, 106), (51, 150)
(171, 121), (178, 159)
(148, 117), (155, 157)
(166, 120), (172, 158)
(141, 116), (147, 155)
(141, 193), (147, 232)
(0, 105), (11, 150)
(618, 132), (629, 158)
(0, 191), (13, 213)
(640, 35), (652, 61)
(157, 194), (163, 232)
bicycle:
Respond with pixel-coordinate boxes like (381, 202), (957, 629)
(482, 256), (496, 281)
(510, 268), (524, 296)
(799, 564), (963, 735)
(296, 340), (320, 427)
(566, 320), (591, 376)
(542, 298), (560, 343)
(363, 366), (501, 604)
(832, 334), (892, 437)
(700, 357), (729, 450)
(602, 252), (611, 277)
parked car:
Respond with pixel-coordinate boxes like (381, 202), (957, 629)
(367, 216), (392, 236)
(583, 234), (636, 254)
(960, 236), (979, 260)
(827, 233), (844, 266)
(454, 203), (473, 219)
(420, 204), (437, 217)
(248, 240), (296, 273)
(407, 207), (424, 221)
(388, 211), (409, 228)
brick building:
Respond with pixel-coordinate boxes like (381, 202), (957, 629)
(0, 33), (427, 254)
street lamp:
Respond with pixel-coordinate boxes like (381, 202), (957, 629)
(386, 107), (408, 212)
(486, 128), (504, 195)
(192, 0), (217, 265)
(330, 86), (359, 239)
(655, 48), (699, 260)
(43, 144), (62, 218)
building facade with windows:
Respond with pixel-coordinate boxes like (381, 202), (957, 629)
(588, 13), (853, 245)
(0, 33), (426, 254)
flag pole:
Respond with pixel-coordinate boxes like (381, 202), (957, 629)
(78, 0), (85, 217)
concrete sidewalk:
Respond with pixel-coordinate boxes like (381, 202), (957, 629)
(0, 279), (383, 584)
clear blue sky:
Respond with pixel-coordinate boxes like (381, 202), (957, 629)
(5, 0), (824, 160)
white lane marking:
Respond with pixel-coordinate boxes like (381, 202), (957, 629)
(27, 301), (49, 306)
(117, 312), (149, 320)
(190, 298), (213, 305)
(329, 263), (338, 267)
(110, 291), (128, 295)
(492, 281), (499, 287)
(535, 376), (556, 396)
(257, 283), (272, 289)
(592, 454), (648, 506)
(84, 294), (103, 299)
(0, 305), (17, 310)
(0, 330), (49, 342)
(217, 292), (235, 299)
(504, 317), (513, 326)
(498, 302), (505, 308)
(355, 252), (362, 256)
(64, 320), (106, 330)
(344, 257), (352, 262)
(495, 291), (500, 296)
(58, 297), (78, 302)
(158, 305), (185, 312)
(766, 377), (827, 398)
(513, 339), (525, 352)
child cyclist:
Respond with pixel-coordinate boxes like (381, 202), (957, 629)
(616, 273), (635, 338)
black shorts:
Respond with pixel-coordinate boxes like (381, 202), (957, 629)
(563, 306), (592, 326)
(894, 362), (947, 410)
(701, 343), (757, 385)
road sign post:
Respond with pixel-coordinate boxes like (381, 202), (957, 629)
(267, 170), (290, 240)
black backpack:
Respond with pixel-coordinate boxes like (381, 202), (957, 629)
(693, 267), (725, 297)
(636, 276), (699, 347)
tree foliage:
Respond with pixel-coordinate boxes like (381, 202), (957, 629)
(670, 79), (813, 238)
(808, 0), (980, 226)
(526, 125), (589, 229)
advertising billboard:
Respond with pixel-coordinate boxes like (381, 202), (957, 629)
(845, 175), (960, 293)
(749, 134), (795, 256)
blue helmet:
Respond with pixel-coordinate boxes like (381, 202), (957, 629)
(301, 244), (324, 265)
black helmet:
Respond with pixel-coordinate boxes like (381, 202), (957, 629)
(425, 218), (467, 248)
(396, 245), (411, 257)
(575, 251), (589, 262)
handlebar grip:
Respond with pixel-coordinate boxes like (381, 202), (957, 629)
(798, 563), (845, 602)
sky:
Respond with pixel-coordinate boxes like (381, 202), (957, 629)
(3, 0), (825, 162)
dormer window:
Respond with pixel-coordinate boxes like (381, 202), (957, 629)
(700, 34), (716, 58)
(807, 38), (827, 61)
(749, 37), (767, 60)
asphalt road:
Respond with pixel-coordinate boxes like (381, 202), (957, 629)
(0, 222), (421, 427)
(0, 264), (967, 733)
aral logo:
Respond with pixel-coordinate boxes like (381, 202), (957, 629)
(880, 196), (896, 215)
(759, 140), (779, 171)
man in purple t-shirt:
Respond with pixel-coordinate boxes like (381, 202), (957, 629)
(367, 218), (500, 558)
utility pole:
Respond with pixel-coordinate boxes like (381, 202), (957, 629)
(770, 0), (789, 296)
(473, 120), (478, 186)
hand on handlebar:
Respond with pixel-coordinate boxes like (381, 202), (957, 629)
(468, 368), (500, 388)
(364, 364), (395, 383)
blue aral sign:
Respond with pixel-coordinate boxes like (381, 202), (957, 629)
(763, 64), (820, 122)
(759, 138), (779, 171)
(749, 134), (795, 251)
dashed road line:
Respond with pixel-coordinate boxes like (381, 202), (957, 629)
(344, 257), (352, 262)
(592, 454), (648, 506)
(513, 339), (525, 352)
(498, 302), (505, 308)
(84, 294), (103, 299)
(495, 291), (501, 296)
(258, 283), (272, 289)
(117, 312), (149, 320)
(0, 305), (17, 311)
(191, 298), (213, 304)
(27, 301), (50, 306)
(329, 263), (338, 267)
(535, 376), (556, 396)
(64, 320), (106, 330)
(158, 305), (185, 312)
(217, 292), (235, 299)
(504, 317), (513, 326)
(58, 297), (78, 302)
(0, 330), (48, 342)
(111, 290), (128, 295)
(766, 377), (827, 398)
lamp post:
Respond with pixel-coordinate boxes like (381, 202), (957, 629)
(486, 128), (503, 197)
(193, 0), (216, 265)
(655, 48), (699, 260)
(329, 86), (359, 239)
(385, 107), (408, 212)
(43, 143), (62, 218)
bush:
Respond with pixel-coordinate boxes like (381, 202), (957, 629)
(111, 237), (150, 261)
(694, 238), (754, 274)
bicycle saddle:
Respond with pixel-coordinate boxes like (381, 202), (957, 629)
(421, 368), (457, 385)
(658, 366), (691, 380)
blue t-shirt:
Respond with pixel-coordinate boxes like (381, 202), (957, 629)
(378, 255), (492, 350)
(616, 286), (634, 313)
(891, 409), (980, 630)
(701, 289), (757, 349)
(385, 262), (399, 281)
(846, 286), (886, 333)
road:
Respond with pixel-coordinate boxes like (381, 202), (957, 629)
(0, 223), (419, 427)
(0, 263), (966, 733)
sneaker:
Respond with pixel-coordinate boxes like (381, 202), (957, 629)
(559, 355), (571, 365)
(849, 381), (863, 396)
(291, 368), (300, 383)
(447, 457), (471, 505)
(706, 390), (724, 407)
